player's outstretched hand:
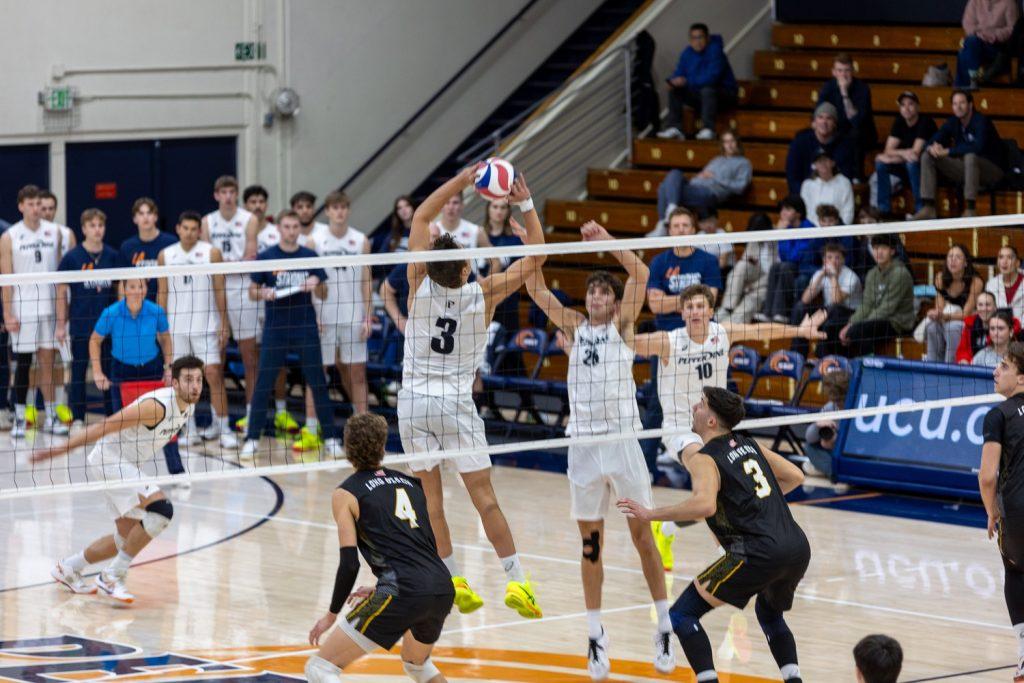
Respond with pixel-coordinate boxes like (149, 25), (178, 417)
(580, 220), (611, 242)
(346, 585), (374, 606)
(988, 514), (1000, 540)
(459, 163), (482, 186)
(508, 174), (531, 204)
(798, 310), (828, 340)
(617, 498), (652, 522)
(30, 445), (63, 464)
(508, 218), (528, 242)
(308, 612), (338, 646)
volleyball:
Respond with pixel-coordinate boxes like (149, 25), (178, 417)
(474, 157), (516, 200)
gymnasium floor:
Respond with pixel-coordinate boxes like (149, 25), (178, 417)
(0, 440), (1013, 682)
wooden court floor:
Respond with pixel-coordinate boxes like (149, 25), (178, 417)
(0, 450), (1015, 681)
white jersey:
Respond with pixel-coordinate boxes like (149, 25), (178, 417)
(659, 321), (730, 430)
(162, 241), (219, 336)
(567, 321), (641, 437)
(257, 223), (280, 254)
(8, 220), (61, 320)
(205, 208), (253, 263)
(96, 387), (192, 465)
(438, 218), (485, 273)
(402, 276), (486, 397)
(314, 226), (366, 325)
(299, 222), (328, 249)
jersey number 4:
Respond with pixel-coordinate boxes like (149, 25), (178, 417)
(394, 488), (419, 528)
(743, 459), (772, 498)
(430, 317), (457, 355)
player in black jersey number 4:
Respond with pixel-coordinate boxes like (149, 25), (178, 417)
(618, 387), (809, 683)
(980, 342), (1024, 683)
(305, 413), (455, 683)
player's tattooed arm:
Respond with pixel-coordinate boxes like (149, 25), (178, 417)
(618, 454), (721, 522)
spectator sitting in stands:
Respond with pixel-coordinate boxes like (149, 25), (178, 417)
(824, 233), (915, 358)
(791, 238), (862, 359)
(817, 52), (876, 180)
(956, 0), (1020, 87)
(874, 91), (938, 217)
(972, 309), (1015, 366)
(696, 207), (735, 274)
(785, 102), (857, 195)
(755, 195), (819, 324)
(369, 195), (414, 284)
(924, 243), (984, 363)
(656, 22), (737, 141)
(482, 198), (524, 333)
(717, 212), (774, 323)
(650, 130), (752, 235)
(854, 634), (903, 683)
(913, 89), (1005, 220)
(986, 244), (1024, 320)
(956, 290), (1020, 363)
(801, 369), (849, 479)
(646, 207), (723, 331)
(800, 152), (854, 226)
(380, 263), (409, 337)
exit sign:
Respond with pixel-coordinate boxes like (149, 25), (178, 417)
(40, 86), (75, 112)
(234, 42), (266, 61)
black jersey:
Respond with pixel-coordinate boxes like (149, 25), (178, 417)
(983, 393), (1024, 517)
(339, 467), (452, 596)
(700, 433), (808, 562)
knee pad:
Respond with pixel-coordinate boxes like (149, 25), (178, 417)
(754, 594), (788, 639)
(582, 530), (601, 563)
(142, 499), (174, 538)
(304, 656), (342, 683)
(402, 658), (440, 683)
(669, 583), (713, 635)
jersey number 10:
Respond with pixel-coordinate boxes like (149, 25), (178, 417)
(696, 362), (714, 381)
(394, 488), (419, 528)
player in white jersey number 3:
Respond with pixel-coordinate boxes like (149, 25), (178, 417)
(525, 220), (676, 680)
(34, 355), (205, 605)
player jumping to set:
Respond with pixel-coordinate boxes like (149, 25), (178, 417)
(304, 413), (454, 683)
(524, 220), (674, 679)
(400, 167), (544, 619)
(36, 355), (205, 604)
(980, 342), (1024, 683)
(619, 386), (809, 683)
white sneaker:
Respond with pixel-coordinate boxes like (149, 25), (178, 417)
(646, 219), (667, 238)
(51, 560), (96, 594)
(323, 438), (344, 460)
(239, 439), (259, 463)
(200, 423), (220, 441)
(656, 127), (684, 140)
(181, 429), (202, 447)
(95, 572), (134, 605)
(10, 420), (26, 440)
(219, 431), (239, 449)
(587, 630), (611, 680)
(696, 127), (715, 140)
(45, 418), (69, 436)
(0, 409), (12, 430)
(653, 630), (676, 674)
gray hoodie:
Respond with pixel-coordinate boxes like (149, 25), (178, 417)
(692, 155), (753, 200)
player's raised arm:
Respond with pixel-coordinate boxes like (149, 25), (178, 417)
(308, 487), (361, 645)
(581, 221), (649, 327)
(480, 174), (546, 314)
(31, 399), (162, 463)
(617, 453), (721, 522)
(408, 166), (478, 294)
(525, 268), (584, 339)
(759, 445), (806, 495)
(720, 309), (828, 343)
(633, 330), (671, 360)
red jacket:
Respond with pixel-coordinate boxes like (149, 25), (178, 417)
(956, 313), (1022, 363)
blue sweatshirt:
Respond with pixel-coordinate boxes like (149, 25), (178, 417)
(670, 34), (737, 92)
(777, 219), (823, 279)
(928, 111), (1004, 166)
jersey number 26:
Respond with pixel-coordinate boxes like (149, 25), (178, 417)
(394, 488), (419, 528)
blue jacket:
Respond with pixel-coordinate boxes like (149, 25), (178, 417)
(670, 34), (737, 92)
(928, 111), (1004, 166)
(777, 219), (825, 279)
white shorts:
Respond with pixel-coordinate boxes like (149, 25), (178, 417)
(663, 428), (703, 461)
(87, 445), (161, 519)
(225, 274), (262, 341)
(321, 323), (368, 364)
(568, 438), (652, 521)
(11, 316), (56, 353)
(398, 390), (490, 473)
(172, 333), (221, 366)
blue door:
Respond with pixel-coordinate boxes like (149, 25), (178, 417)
(0, 145), (50, 225)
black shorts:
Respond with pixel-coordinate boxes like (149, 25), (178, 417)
(1000, 515), (1024, 570)
(343, 588), (455, 652)
(696, 543), (811, 611)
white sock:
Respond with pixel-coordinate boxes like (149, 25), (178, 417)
(45, 405), (56, 421)
(63, 551), (88, 572)
(695, 671), (718, 682)
(306, 417), (319, 430)
(14, 404), (25, 420)
(218, 415), (229, 432)
(106, 550), (134, 577)
(441, 554), (460, 577)
(654, 599), (671, 633)
(586, 609), (603, 639)
(1015, 623), (1024, 661)
(55, 385), (67, 405)
(781, 663), (801, 680)
(660, 521), (678, 536)
(275, 399), (286, 413)
(245, 403), (252, 420)
(188, 415), (198, 432)
(500, 553), (526, 583)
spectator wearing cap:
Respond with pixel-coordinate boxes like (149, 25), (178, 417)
(914, 89), (1005, 219)
(816, 52), (877, 179)
(956, 0), (1020, 87)
(785, 102), (857, 194)
(873, 91), (938, 216)
(656, 22), (738, 141)
(800, 152), (854, 226)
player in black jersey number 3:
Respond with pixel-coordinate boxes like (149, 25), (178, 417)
(305, 413), (455, 683)
(980, 342), (1024, 683)
(618, 387), (809, 683)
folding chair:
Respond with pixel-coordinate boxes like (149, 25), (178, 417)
(746, 350), (806, 453)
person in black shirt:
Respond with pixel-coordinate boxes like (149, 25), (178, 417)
(980, 342), (1024, 680)
(305, 413), (454, 683)
(817, 53), (877, 180)
(619, 387), (808, 683)
(874, 91), (938, 216)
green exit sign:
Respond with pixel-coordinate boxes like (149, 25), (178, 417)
(234, 41), (266, 61)
(41, 86), (75, 112)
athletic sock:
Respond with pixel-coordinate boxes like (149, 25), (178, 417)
(275, 399), (286, 413)
(654, 599), (672, 633)
(55, 386), (67, 406)
(106, 550), (134, 577)
(500, 553), (526, 583)
(45, 405), (56, 422)
(14, 404), (25, 421)
(661, 521), (678, 536)
(441, 554), (461, 577)
(586, 610), (603, 639)
(64, 551), (88, 572)
(306, 417), (319, 431)
(780, 663), (802, 682)
(218, 416), (230, 432)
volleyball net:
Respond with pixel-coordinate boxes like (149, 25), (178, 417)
(1, 212), (1020, 499)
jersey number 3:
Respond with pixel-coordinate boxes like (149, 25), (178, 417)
(430, 317), (457, 355)
(394, 488), (419, 528)
(743, 460), (772, 498)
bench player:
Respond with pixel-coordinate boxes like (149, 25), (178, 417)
(401, 167), (543, 619)
(635, 284), (825, 570)
(524, 221), (675, 679)
(39, 189), (76, 427)
(158, 211), (237, 449)
(38, 355), (205, 604)
(619, 386), (809, 683)
(305, 413), (454, 683)
(980, 342), (1024, 682)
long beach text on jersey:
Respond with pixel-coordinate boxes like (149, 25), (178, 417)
(726, 440), (758, 464)
(364, 471), (417, 492)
